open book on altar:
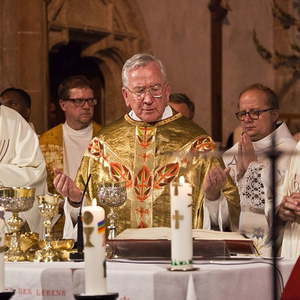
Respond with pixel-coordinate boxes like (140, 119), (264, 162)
(107, 227), (256, 259)
(116, 227), (251, 241)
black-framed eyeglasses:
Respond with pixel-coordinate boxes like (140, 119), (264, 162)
(235, 108), (274, 121)
(63, 98), (97, 107)
(125, 83), (165, 101)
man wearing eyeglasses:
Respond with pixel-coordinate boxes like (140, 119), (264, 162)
(39, 75), (101, 237)
(223, 83), (296, 255)
(55, 53), (240, 239)
(40, 75), (101, 194)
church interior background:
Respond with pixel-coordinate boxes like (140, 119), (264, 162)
(0, 0), (300, 147)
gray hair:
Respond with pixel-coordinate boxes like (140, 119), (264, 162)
(122, 53), (167, 86)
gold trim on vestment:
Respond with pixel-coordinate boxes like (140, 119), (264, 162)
(124, 112), (182, 127)
(76, 116), (240, 233)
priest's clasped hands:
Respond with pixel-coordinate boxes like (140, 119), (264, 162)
(237, 131), (257, 180)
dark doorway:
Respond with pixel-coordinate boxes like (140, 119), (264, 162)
(49, 41), (104, 128)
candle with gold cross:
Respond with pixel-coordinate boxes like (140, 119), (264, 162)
(82, 198), (107, 295)
(170, 176), (193, 270)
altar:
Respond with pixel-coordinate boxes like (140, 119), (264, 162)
(5, 258), (296, 300)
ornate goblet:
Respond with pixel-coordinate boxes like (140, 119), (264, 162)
(98, 182), (127, 239)
(34, 193), (60, 262)
(0, 186), (35, 262)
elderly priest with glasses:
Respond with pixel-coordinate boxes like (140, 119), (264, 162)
(223, 83), (296, 255)
(54, 53), (240, 239)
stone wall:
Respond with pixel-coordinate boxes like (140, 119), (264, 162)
(223, 0), (274, 143)
(2, 0), (299, 141)
(137, 0), (275, 145)
(0, 0), (48, 133)
(136, 0), (211, 135)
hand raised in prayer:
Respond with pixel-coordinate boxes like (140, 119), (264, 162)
(53, 168), (82, 204)
(203, 167), (230, 200)
(278, 193), (300, 222)
(237, 132), (257, 180)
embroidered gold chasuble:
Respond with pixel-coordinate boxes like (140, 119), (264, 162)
(76, 114), (240, 233)
(39, 122), (101, 194)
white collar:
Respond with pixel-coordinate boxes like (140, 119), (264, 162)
(128, 105), (173, 121)
(251, 122), (294, 153)
(63, 121), (93, 135)
(227, 122), (294, 155)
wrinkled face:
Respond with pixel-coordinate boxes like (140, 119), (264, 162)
(0, 91), (30, 121)
(169, 102), (193, 119)
(59, 87), (94, 130)
(122, 61), (170, 123)
(238, 89), (279, 141)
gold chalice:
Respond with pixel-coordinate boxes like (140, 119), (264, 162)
(0, 186), (35, 262)
(34, 193), (60, 262)
(98, 182), (127, 239)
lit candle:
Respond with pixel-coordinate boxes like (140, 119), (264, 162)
(0, 208), (5, 291)
(170, 176), (193, 270)
(82, 199), (107, 295)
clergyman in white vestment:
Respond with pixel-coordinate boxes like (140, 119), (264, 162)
(223, 84), (296, 255)
(279, 141), (300, 259)
(0, 105), (47, 235)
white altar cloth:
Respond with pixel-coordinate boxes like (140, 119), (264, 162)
(6, 262), (80, 300)
(4, 259), (297, 300)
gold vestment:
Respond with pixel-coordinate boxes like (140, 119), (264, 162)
(39, 122), (101, 238)
(76, 113), (240, 233)
(39, 122), (101, 194)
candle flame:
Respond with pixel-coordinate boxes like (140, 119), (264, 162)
(92, 198), (97, 206)
(179, 176), (185, 185)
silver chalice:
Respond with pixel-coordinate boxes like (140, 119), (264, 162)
(0, 186), (35, 262)
(98, 182), (127, 239)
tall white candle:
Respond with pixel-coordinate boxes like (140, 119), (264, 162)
(0, 208), (5, 291)
(170, 176), (193, 270)
(82, 199), (107, 295)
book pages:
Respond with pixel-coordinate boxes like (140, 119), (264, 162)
(116, 227), (250, 241)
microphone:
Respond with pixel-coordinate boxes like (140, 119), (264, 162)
(70, 173), (92, 261)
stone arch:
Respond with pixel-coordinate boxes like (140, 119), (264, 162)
(47, 0), (151, 127)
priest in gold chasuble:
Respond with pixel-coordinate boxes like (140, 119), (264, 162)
(55, 53), (240, 238)
(73, 113), (240, 234)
